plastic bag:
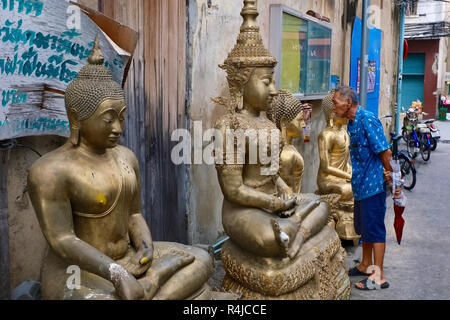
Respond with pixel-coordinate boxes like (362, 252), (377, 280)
(390, 159), (407, 207)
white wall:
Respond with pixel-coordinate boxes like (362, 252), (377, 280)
(405, 0), (446, 24)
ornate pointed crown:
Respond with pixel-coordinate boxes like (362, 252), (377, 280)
(221, 0), (277, 71)
(215, 0), (278, 112)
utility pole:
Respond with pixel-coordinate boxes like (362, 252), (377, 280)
(360, 0), (370, 109)
(396, 2), (406, 135)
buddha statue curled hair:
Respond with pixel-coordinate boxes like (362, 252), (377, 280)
(267, 90), (305, 130)
(321, 88), (336, 125)
(65, 36), (124, 145)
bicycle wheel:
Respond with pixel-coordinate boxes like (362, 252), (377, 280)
(406, 135), (417, 159)
(399, 154), (416, 191)
(420, 134), (431, 161)
(402, 128), (409, 143)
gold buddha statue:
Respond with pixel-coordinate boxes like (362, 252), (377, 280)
(213, 0), (350, 299)
(268, 90), (311, 194)
(317, 90), (359, 244)
(27, 37), (213, 300)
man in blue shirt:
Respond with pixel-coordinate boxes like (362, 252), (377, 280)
(332, 86), (396, 290)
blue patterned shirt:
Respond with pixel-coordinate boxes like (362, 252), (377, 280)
(347, 106), (389, 201)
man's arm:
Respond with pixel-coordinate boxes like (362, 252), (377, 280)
(379, 149), (402, 198)
(379, 148), (393, 184)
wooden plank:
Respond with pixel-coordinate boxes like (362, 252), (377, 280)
(177, 0), (187, 126)
(145, 0), (161, 239)
(137, 0), (147, 221)
(176, 0), (188, 244)
(101, 0), (115, 20)
(0, 151), (11, 299)
(161, 0), (171, 241)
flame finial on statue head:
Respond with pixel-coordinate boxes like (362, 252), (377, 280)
(222, 0), (277, 69)
(240, 0), (259, 30)
(88, 34), (105, 65)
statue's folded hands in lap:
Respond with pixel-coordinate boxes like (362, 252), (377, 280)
(27, 38), (213, 300)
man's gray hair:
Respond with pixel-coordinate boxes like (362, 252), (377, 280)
(336, 86), (358, 105)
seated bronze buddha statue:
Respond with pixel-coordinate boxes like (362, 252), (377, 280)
(213, 0), (350, 300)
(268, 90), (311, 194)
(27, 37), (213, 300)
(317, 90), (359, 243)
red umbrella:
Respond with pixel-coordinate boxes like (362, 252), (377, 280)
(390, 154), (407, 245)
(393, 204), (405, 244)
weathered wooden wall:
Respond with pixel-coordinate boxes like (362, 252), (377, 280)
(0, 151), (11, 299)
(99, 0), (188, 243)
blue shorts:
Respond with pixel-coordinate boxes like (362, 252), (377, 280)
(354, 190), (387, 243)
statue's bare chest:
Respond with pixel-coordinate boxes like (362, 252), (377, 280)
(69, 155), (137, 216)
(331, 130), (350, 151)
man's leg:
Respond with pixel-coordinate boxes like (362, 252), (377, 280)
(355, 190), (388, 288)
(372, 242), (386, 283)
(355, 242), (386, 288)
(356, 241), (373, 273)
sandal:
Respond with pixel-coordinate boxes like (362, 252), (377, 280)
(354, 277), (390, 290)
(348, 266), (371, 277)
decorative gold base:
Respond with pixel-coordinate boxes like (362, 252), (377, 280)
(221, 226), (351, 300)
(318, 193), (360, 243)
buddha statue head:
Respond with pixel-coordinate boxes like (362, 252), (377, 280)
(219, 0), (278, 113)
(65, 36), (126, 149)
(323, 89), (348, 127)
(268, 90), (311, 140)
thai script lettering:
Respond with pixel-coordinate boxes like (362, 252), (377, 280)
(104, 53), (125, 77)
(0, 45), (79, 83)
(0, 0), (44, 17)
(1, 89), (27, 107)
(0, 119), (9, 127)
(0, 117), (70, 133)
(0, 19), (92, 61)
(18, 117), (70, 133)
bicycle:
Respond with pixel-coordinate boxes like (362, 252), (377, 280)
(406, 123), (431, 162)
(381, 115), (416, 191)
(402, 107), (431, 161)
(391, 133), (416, 191)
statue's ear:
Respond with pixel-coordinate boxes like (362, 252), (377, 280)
(67, 109), (81, 146)
(280, 117), (292, 138)
(280, 117), (288, 130)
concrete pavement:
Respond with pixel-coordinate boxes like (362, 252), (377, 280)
(345, 120), (450, 299)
